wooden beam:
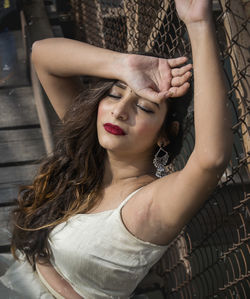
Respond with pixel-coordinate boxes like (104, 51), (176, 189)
(0, 128), (45, 163)
(22, 0), (56, 155)
(30, 63), (54, 155)
(221, 0), (250, 172)
(0, 87), (39, 127)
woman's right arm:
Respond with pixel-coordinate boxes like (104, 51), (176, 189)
(31, 38), (123, 119)
(31, 38), (190, 120)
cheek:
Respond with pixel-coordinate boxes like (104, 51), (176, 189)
(136, 118), (163, 138)
(97, 100), (104, 119)
(97, 99), (109, 123)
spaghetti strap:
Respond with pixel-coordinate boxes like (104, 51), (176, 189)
(118, 187), (143, 210)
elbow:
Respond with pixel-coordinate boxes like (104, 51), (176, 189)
(195, 130), (233, 172)
(31, 39), (50, 65)
(31, 40), (43, 65)
(194, 148), (232, 172)
(204, 154), (231, 171)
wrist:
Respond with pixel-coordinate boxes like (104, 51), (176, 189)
(115, 53), (131, 83)
(91, 49), (127, 81)
(186, 18), (214, 32)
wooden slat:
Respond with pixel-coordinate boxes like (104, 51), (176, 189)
(0, 206), (13, 246)
(21, 2), (57, 154)
(0, 30), (29, 87)
(0, 128), (45, 163)
(0, 164), (39, 186)
(0, 87), (39, 127)
(0, 185), (20, 203)
(0, 164), (39, 204)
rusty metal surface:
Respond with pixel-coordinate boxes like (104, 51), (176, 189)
(68, 0), (249, 298)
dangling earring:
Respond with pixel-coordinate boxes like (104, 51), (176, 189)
(153, 145), (169, 178)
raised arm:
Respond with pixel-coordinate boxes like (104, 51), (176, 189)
(179, 0), (233, 169)
(31, 38), (190, 119)
(31, 38), (122, 119)
(146, 0), (233, 244)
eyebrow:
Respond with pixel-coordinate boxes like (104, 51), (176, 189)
(114, 81), (127, 89)
(114, 81), (160, 109)
(151, 101), (160, 109)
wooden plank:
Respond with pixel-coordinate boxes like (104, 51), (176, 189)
(0, 128), (46, 163)
(0, 206), (13, 246)
(0, 30), (29, 87)
(0, 163), (39, 204)
(0, 164), (39, 186)
(23, 0), (54, 43)
(0, 87), (39, 127)
(0, 185), (20, 203)
(21, 2), (56, 155)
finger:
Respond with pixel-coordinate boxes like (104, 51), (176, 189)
(138, 88), (163, 102)
(171, 71), (192, 87)
(168, 56), (188, 68)
(169, 82), (190, 98)
(171, 64), (192, 77)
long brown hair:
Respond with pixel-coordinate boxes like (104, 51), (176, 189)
(11, 79), (114, 268)
(11, 78), (191, 269)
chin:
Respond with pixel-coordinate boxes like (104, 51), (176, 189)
(99, 140), (124, 152)
(98, 130), (125, 147)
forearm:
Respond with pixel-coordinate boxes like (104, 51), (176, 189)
(31, 38), (124, 80)
(187, 21), (232, 169)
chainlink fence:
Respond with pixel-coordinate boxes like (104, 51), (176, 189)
(67, 0), (250, 298)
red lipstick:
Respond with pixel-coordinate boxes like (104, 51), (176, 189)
(103, 123), (125, 136)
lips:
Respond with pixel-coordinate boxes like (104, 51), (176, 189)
(103, 123), (125, 136)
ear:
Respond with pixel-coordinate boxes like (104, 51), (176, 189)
(157, 137), (169, 147)
(170, 121), (180, 137)
(157, 121), (180, 147)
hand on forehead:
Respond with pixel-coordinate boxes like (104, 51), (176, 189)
(120, 54), (192, 105)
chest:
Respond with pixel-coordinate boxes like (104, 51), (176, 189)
(87, 188), (167, 246)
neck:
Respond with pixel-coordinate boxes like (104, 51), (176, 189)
(102, 150), (155, 187)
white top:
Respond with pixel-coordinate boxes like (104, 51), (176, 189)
(48, 188), (169, 298)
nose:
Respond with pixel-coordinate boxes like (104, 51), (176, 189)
(111, 98), (130, 121)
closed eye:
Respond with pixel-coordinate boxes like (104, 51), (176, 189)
(108, 93), (153, 113)
(108, 94), (121, 99)
(136, 104), (154, 113)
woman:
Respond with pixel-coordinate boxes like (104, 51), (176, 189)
(0, 0), (232, 298)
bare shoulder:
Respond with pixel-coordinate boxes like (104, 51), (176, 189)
(121, 157), (223, 246)
(120, 174), (179, 246)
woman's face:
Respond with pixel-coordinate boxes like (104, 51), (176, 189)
(97, 82), (168, 157)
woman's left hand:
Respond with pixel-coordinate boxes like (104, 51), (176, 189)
(122, 54), (192, 102)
